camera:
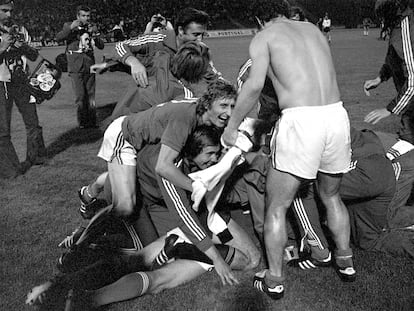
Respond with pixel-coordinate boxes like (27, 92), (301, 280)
(154, 16), (164, 23)
(8, 25), (25, 42)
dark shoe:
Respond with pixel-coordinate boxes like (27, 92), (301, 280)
(78, 187), (106, 219)
(151, 234), (180, 269)
(253, 270), (284, 300)
(335, 263), (356, 282)
(288, 251), (331, 270)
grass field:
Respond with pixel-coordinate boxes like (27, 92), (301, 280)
(1, 28), (413, 311)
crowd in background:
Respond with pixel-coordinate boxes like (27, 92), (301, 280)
(11, 0), (378, 44)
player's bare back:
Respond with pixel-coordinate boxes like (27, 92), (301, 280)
(252, 19), (341, 110)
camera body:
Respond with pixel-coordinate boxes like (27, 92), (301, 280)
(154, 16), (164, 23)
(8, 25), (25, 42)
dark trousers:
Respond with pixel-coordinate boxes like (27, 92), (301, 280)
(69, 72), (96, 127)
(398, 107), (414, 144)
(0, 82), (46, 178)
(293, 154), (396, 251)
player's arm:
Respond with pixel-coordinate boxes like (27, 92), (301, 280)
(386, 16), (414, 115)
(114, 35), (160, 86)
(155, 144), (193, 192)
(222, 35), (268, 146)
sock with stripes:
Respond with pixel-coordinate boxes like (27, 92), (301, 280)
(92, 272), (150, 307)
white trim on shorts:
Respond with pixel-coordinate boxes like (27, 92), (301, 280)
(97, 116), (137, 166)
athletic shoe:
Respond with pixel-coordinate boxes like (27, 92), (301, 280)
(335, 263), (356, 282)
(78, 187), (106, 219)
(253, 270), (284, 300)
(288, 251), (331, 270)
(151, 234), (180, 269)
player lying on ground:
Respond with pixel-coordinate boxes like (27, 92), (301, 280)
(26, 126), (260, 310)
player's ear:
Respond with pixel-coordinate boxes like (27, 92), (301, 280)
(178, 26), (185, 37)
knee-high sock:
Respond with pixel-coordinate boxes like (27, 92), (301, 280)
(92, 272), (150, 307)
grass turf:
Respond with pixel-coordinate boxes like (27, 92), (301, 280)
(1, 28), (414, 311)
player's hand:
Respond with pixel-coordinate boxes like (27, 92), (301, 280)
(131, 62), (148, 87)
(90, 62), (107, 73)
(364, 108), (391, 124)
(213, 258), (239, 286)
(363, 77), (381, 96)
(191, 179), (207, 211)
(26, 282), (53, 306)
(0, 33), (13, 51)
(221, 127), (238, 148)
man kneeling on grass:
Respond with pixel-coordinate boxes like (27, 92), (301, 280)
(26, 125), (260, 310)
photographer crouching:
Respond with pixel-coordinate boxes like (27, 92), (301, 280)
(0, 0), (47, 179)
(56, 5), (104, 129)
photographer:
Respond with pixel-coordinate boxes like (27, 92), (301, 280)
(0, 0), (47, 179)
(143, 13), (173, 34)
(56, 5), (104, 129)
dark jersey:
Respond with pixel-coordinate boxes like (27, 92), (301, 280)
(121, 101), (199, 152)
(136, 144), (213, 252)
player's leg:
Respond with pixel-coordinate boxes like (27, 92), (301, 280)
(317, 172), (356, 281)
(261, 168), (301, 286)
(108, 161), (136, 216)
(217, 218), (261, 270)
(79, 171), (109, 203)
(90, 259), (207, 306)
(289, 190), (331, 269)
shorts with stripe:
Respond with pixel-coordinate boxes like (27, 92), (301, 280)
(98, 116), (137, 166)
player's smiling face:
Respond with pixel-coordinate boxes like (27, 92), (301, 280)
(192, 145), (220, 170)
(203, 97), (235, 128)
(181, 22), (207, 43)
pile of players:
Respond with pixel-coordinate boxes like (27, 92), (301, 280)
(26, 1), (414, 310)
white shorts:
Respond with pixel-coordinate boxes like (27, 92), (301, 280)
(270, 102), (351, 179)
(97, 116), (137, 166)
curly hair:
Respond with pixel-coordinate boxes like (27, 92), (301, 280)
(170, 41), (210, 84)
(251, 0), (290, 22)
(196, 80), (237, 116)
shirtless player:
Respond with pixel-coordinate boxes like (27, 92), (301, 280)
(221, 0), (355, 299)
